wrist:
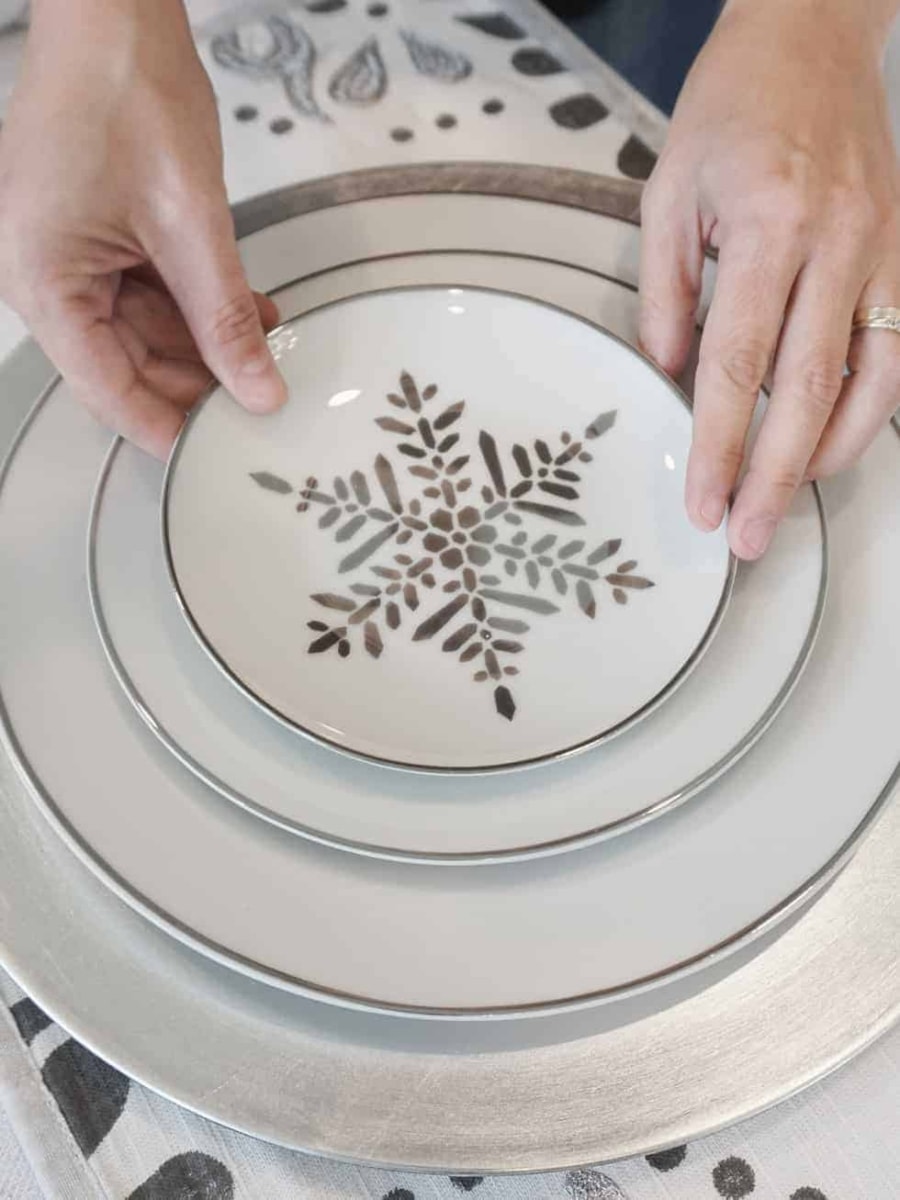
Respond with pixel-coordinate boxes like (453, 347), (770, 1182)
(29, 0), (192, 45)
(721, 0), (899, 56)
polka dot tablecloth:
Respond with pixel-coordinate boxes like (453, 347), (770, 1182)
(1, 2), (899, 1197)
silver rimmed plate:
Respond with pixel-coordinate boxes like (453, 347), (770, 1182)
(88, 251), (827, 864)
(163, 285), (734, 773)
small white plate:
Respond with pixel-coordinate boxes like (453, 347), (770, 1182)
(164, 286), (733, 772)
(89, 254), (826, 864)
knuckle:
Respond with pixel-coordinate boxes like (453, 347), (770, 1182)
(795, 356), (843, 413)
(704, 338), (770, 394)
(757, 185), (812, 241)
(745, 462), (801, 501)
(208, 292), (261, 351)
(834, 187), (882, 239)
(732, 151), (816, 239)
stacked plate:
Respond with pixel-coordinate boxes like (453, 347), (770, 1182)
(1, 165), (898, 1170)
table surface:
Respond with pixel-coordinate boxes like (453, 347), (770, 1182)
(1, 3), (899, 1198)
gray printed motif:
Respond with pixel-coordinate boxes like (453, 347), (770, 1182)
(211, 12), (473, 120)
(250, 372), (654, 722)
(329, 37), (389, 105)
(211, 15), (328, 121)
(400, 29), (473, 81)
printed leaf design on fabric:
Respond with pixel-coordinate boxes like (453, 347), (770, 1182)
(329, 37), (388, 105)
(400, 30), (473, 82)
(455, 12), (527, 40)
(249, 374), (655, 721)
(212, 15), (329, 121)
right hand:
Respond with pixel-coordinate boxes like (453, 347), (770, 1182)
(0, 0), (286, 459)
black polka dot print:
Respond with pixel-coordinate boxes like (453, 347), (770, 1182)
(128, 1152), (234, 1200)
(646, 1144), (687, 1172)
(617, 134), (658, 181)
(511, 47), (565, 76)
(549, 93), (609, 130)
(713, 1156), (756, 1198)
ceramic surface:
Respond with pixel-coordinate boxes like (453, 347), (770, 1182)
(1, 381), (893, 1017)
(164, 285), (733, 771)
(89, 251), (826, 862)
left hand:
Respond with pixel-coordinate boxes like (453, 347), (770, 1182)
(638, 0), (900, 559)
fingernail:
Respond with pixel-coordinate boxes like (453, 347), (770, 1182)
(698, 492), (726, 530)
(240, 350), (277, 379)
(738, 516), (776, 559)
(239, 354), (287, 413)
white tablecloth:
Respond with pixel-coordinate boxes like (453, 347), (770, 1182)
(1, 3), (899, 1197)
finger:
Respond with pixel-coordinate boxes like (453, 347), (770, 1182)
(151, 202), (287, 414)
(114, 317), (213, 408)
(255, 291), (281, 332)
(638, 177), (705, 376)
(729, 253), (865, 558)
(120, 276), (279, 360)
(808, 278), (900, 477)
(29, 286), (185, 458)
(118, 277), (202, 360)
(686, 231), (802, 532)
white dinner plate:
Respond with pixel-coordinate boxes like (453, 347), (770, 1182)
(89, 250), (826, 863)
(164, 285), (733, 772)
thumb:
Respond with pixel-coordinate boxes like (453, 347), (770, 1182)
(153, 200), (287, 414)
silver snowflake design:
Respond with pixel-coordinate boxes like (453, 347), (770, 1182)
(250, 371), (655, 721)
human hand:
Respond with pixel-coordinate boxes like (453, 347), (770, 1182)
(0, 0), (286, 459)
(639, 0), (900, 559)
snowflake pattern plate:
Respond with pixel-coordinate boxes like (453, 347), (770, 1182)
(164, 286), (733, 771)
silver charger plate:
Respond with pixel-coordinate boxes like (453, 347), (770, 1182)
(0, 340), (896, 1175)
(0, 168), (897, 1167)
(87, 251), (827, 865)
(0, 168), (896, 1021)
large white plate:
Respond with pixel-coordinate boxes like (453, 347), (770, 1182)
(0, 321), (897, 1170)
(1, 182), (896, 1017)
(164, 285), (733, 772)
(89, 251), (826, 863)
